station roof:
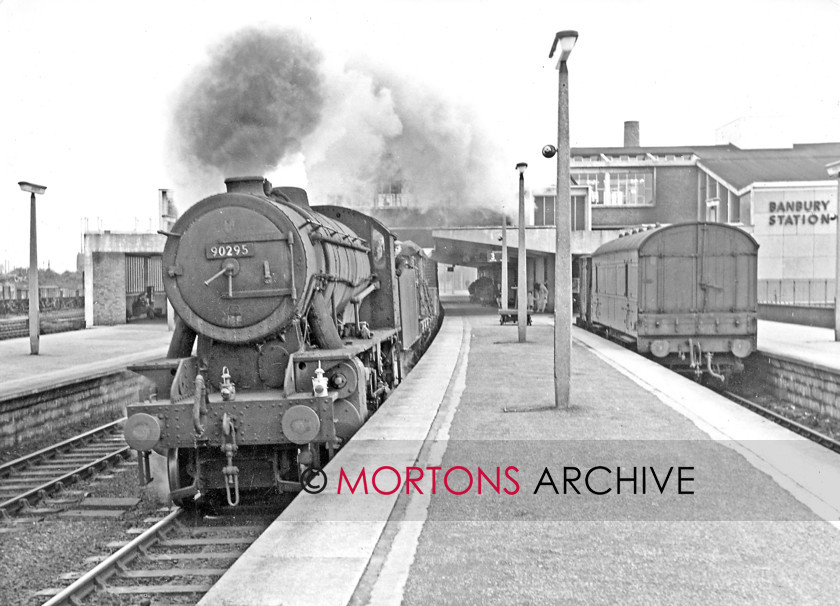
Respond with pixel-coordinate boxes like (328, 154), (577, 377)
(431, 226), (626, 267)
(696, 142), (840, 192)
(572, 143), (738, 157)
(572, 141), (840, 195)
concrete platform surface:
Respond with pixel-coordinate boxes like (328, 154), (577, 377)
(200, 314), (468, 606)
(757, 319), (840, 372)
(1, 323), (171, 399)
(200, 302), (840, 606)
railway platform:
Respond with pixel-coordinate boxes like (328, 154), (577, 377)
(1, 322), (171, 400)
(757, 318), (840, 372)
(200, 299), (840, 606)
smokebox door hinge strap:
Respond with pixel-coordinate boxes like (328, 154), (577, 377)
(288, 231), (297, 301)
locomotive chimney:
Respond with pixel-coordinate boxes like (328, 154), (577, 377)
(624, 121), (640, 147)
(224, 176), (272, 196)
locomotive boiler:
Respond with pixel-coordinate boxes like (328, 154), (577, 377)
(577, 222), (758, 381)
(123, 177), (439, 506)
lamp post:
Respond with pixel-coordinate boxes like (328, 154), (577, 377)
(549, 30), (578, 408)
(516, 162), (528, 342)
(826, 160), (840, 341)
(18, 181), (47, 355)
(501, 206), (508, 312)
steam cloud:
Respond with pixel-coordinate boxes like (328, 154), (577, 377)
(170, 27), (507, 213)
(172, 27), (324, 177)
(306, 63), (507, 210)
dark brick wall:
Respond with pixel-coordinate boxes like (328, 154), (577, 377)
(758, 304), (834, 329)
(654, 167), (701, 222)
(751, 354), (840, 420)
(592, 166), (700, 227)
(0, 371), (154, 449)
(0, 312), (85, 340)
(92, 252), (126, 325)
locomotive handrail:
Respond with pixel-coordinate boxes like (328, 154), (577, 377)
(310, 231), (371, 253)
(314, 272), (370, 288)
(217, 232), (289, 243)
(221, 288), (294, 299)
(303, 219), (369, 247)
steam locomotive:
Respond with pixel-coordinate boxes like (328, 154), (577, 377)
(123, 177), (440, 506)
(576, 222), (758, 382)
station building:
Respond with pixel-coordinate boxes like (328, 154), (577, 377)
(83, 190), (175, 327)
(432, 123), (840, 313)
(80, 133), (840, 326)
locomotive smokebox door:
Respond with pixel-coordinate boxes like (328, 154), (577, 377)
(163, 194), (307, 343)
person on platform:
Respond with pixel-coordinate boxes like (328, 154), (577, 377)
(537, 281), (549, 312)
(527, 289), (535, 311)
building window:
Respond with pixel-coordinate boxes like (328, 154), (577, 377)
(533, 195), (588, 230)
(533, 195), (557, 226)
(571, 170), (654, 206)
(728, 192), (740, 223)
(706, 198), (719, 222)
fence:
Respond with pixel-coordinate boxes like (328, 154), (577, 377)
(758, 279), (835, 308)
(0, 295), (85, 317)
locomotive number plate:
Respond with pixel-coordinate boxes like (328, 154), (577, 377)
(206, 243), (255, 259)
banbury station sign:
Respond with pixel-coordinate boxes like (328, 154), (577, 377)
(767, 200), (832, 226)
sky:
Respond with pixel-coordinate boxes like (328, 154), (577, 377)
(2, 0), (840, 272)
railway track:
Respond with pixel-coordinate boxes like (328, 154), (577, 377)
(39, 505), (273, 605)
(722, 390), (840, 454)
(589, 326), (840, 455)
(0, 419), (130, 517)
(583, 325), (840, 455)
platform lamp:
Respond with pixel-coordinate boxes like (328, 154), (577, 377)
(826, 160), (840, 341)
(501, 205), (509, 313)
(18, 181), (47, 355)
(545, 29), (578, 408)
(516, 162), (528, 342)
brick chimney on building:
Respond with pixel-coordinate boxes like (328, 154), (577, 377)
(624, 121), (640, 147)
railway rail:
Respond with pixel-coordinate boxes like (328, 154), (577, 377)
(722, 390), (840, 454)
(0, 419), (129, 517)
(582, 321), (840, 455)
(39, 506), (273, 605)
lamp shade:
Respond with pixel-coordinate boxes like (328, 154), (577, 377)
(549, 30), (578, 66)
(18, 181), (47, 195)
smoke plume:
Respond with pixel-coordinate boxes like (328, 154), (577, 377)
(305, 62), (508, 211)
(169, 27), (508, 215)
(171, 27), (324, 179)
(302, 66), (403, 205)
